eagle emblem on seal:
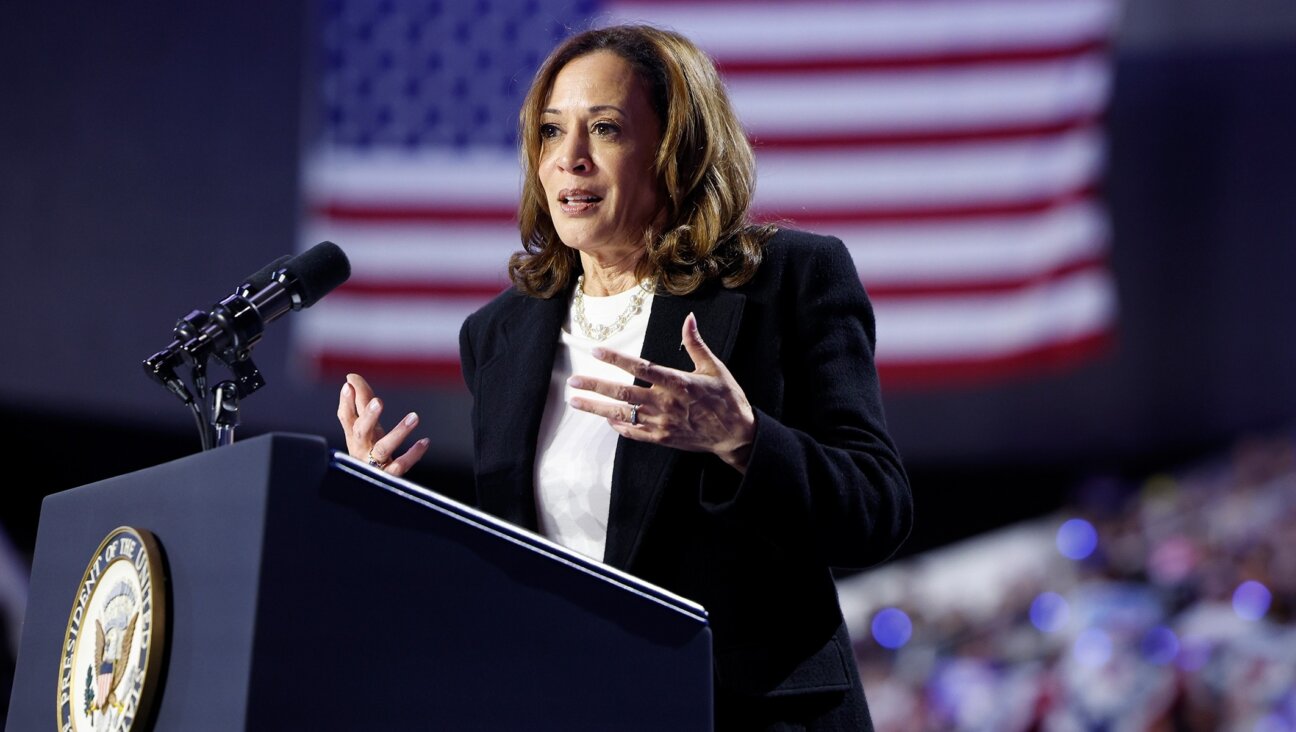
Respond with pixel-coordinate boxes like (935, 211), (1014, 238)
(85, 582), (139, 716)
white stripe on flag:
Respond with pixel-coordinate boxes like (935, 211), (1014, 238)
(729, 57), (1110, 135)
(301, 149), (522, 205)
(842, 200), (1109, 285)
(297, 296), (486, 357)
(302, 221), (517, 281)
(754, 128), (1103, 208)
(874, 269), (1116, 360)
(605, 0), (1118, 57)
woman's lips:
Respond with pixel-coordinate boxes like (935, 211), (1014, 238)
(558, 189), (603, 215)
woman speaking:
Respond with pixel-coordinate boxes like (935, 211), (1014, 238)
(337, 24), (913, 731)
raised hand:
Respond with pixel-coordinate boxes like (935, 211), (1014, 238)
(567, 312), (757, 473)
(336, 372), (429, 476)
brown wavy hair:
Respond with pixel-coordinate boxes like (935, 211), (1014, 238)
(509, 24), (774, 298)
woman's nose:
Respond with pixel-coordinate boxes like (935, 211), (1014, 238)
(557, 133), (592, 174)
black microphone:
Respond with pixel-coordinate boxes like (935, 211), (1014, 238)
(144, 242), (350, 401)
(144, 254), (292, 403)
(238, 253), (296, 298)
(180, 240), (350, 364)
(175, 253), (294, 344)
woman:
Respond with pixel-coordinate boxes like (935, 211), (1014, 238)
(338, 24), (912, 731)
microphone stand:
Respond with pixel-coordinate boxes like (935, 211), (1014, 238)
(211, 382), (239, 447)
(146, 327), (268, 450)
(207, 358), (265, 448)
(191, 358), (212, 449)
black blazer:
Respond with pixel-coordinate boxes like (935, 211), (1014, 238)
(459, 229), (913, 721)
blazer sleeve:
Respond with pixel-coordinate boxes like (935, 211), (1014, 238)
(699, 235), (913, 569)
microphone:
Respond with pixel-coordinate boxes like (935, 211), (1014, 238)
(188, 240), (350, 363)
(175, 253), (294, 345)
(143, 254), (291, 403)
(239, 254), (296, 297)
(144, 241), (350, 401)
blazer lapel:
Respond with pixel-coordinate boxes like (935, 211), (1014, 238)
(602, 284), (747, 570)
(473, 290), (568, 531)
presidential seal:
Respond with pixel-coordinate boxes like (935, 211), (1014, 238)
(57, 526), (167, 732)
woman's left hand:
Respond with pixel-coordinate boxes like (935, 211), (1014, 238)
(568, 312), (756, 473)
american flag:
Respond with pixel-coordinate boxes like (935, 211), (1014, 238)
(297, 0), (1120, 390)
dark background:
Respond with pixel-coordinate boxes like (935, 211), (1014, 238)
(1, 5), (1294, 704)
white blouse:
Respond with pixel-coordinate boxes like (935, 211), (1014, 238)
(533, 283), (655, 560)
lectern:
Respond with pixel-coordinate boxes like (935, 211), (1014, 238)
(7, 433), (712, 730)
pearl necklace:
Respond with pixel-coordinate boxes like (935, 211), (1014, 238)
(572, 275), (650, 341)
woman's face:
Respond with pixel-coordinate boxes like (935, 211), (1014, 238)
(538, 50), (664, 264)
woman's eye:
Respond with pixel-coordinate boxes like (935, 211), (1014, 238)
(539, 123), (559, 140)
(592, 121), (620, 136)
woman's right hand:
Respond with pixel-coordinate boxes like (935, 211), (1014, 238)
(337, 373), (429, 476)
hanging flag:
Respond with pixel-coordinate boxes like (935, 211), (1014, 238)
(297, 0), (1119, 389)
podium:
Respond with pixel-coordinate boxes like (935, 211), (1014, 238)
(6, 433), (712, 730)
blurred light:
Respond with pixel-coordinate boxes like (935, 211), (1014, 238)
(1056, 518), (1098, 560)
(1073, 628), (1112, 667)
(1029, 592), (1070, 633)
(1148, 536), (1198, 585)
(1254, 713), (1293, 732)
(1232, 580), (1272, 621)
(1176, 639), (1211, 673)
(871, 608), (913, 650)
(1141, 626), (1179, 665)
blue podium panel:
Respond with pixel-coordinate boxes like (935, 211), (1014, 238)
(8, 433), (711, 731)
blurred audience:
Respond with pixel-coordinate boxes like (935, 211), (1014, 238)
(0, 524), (28, 719)
(849, 432), (1296, 732)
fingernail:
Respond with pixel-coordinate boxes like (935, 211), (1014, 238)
(416, 438), (430, 448)
(567, 376), (586, 388)
(340, 383), (350, 395)
(404, 412), (418, 426)
(367, 397), (381, 413)
(591, 347), (607, 359)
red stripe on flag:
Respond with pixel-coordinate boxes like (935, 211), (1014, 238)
(336, 281), (508, 299)
(864, 254), (1108, 299)
(752, 115), (1102, 150)
(315, 203), (517, 224)
(717, 38), (1107, 75)
(877, 329), (1114, 391)
(758, 184), (1098, 225)
(311, 353), (466, 384)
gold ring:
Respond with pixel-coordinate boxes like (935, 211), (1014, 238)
(366, 450), (386, 468)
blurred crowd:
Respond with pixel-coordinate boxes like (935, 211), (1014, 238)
(0, 523), (27, 720)
(847, 432), (1296, 731)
